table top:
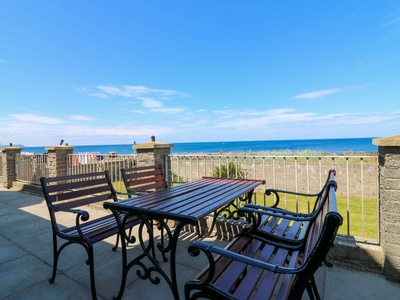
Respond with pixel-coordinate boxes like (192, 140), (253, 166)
(104, 177), (265, 225)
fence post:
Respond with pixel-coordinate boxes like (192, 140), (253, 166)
(373, 135), (400, 282)
(133, 136), (174, 178)
(1, 147), (22, 188)
(45, 145), (74, 177)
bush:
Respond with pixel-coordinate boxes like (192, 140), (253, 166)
(213, 162), (244, 178)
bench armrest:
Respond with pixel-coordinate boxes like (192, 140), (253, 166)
(53, 207), (92, 241)
(265, 188), (320, 208)
(188, 241), (302, 279)
(240, 205), (314, 221)
(54, 207), (89, 220)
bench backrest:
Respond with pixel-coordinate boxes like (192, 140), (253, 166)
(121, 164), (167, 194)
(289, 170), (342, 297)
(309, 169), (337, 215)
(40, 170), (117, 211)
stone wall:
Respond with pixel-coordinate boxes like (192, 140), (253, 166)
(373, 135), (400, 282)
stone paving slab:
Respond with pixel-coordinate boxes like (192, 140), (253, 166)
(1, 186), (400, 299)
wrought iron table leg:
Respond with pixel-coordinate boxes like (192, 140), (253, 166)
(114, 216), (186, 300)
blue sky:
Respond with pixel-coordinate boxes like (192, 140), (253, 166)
(1, 1), (399, 147)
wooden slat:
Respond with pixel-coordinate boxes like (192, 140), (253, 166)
(125, 170), (163, 181)
(43, 171), (105, 183)
(45, 176), (109, 193)
(215, 238), (265, 291)
(54, 192), (114, 209)
(230, 242), (277, 299)
(48, 184), (111, 202)
(126, 174), (165, 186)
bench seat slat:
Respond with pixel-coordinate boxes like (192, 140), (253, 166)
(215, 238), (264, 291)
(232, 243), (278, 299)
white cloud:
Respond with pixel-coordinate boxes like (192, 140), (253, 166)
(292, 86), (366, 100)
(9, 114), (63, 124)
(86, 84), (188, 113)
(292, 88), (344, 99)
(136, 97), (163, 108)
(89, 93), (109, 99)
(381, 17), (400, 29)
(95, 85), (188, 99)
(211, 109), (400, 130)
(150, 107), (186, 114)
(69, 115), (94, 121)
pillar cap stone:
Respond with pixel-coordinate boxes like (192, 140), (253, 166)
(133, 141), (174, 150)
(45, 146), (75, 151)
(372, 135), (400, 147)
(1, 147), (23, 153)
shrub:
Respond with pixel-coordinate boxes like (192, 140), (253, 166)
(213, 162), (244, 178)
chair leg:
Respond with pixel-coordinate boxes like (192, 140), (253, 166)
(307, 276), (321, 300)
(49, 233), (58, 283)
(113, 233), (120, 251)
(86, 245), (98, 300)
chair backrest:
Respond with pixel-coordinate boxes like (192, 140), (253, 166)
(40, 170), (117, 211)
(309, 169), (337, 214)
(120, 164), (167, 194)
(289, 172), (342, 298)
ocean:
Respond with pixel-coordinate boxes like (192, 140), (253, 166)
(21, 137), (378, 155)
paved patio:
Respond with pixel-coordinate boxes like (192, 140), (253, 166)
(1, 185), (400, 299)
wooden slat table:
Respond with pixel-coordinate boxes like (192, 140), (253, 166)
(103, 177), (264, 300)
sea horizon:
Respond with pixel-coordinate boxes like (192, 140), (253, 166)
(19, 137), (378, 155)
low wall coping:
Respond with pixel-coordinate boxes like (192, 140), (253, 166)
(45, 146), (75, 151)
(133, 141), (174, 150)
(373, 135), (400, 147)
(1, 147), (23, 153)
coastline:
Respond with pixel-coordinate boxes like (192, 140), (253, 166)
(20, 137), (378, 155)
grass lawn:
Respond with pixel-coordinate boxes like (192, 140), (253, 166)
(253, 192), (378, 241)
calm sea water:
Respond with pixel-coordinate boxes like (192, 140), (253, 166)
(22, 137), (378, 154)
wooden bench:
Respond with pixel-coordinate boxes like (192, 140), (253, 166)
(120, 164), (167, 196)
(184, 170), (342, 300)
(40, 171), (140, 300)
(240, 169), (337, 249)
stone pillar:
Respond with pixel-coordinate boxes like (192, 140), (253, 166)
(1, 147), (23, 188)
(133, 136), (174, 179)
(45, 146), (74, 178)
(373, 135), (400, 282)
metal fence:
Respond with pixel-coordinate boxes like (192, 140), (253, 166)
(66, 153), (138, 184)
(15, 153), (49, 184)
(166, 154), (379, 242)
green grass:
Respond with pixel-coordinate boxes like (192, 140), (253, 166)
(252, 192), (378, 240)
